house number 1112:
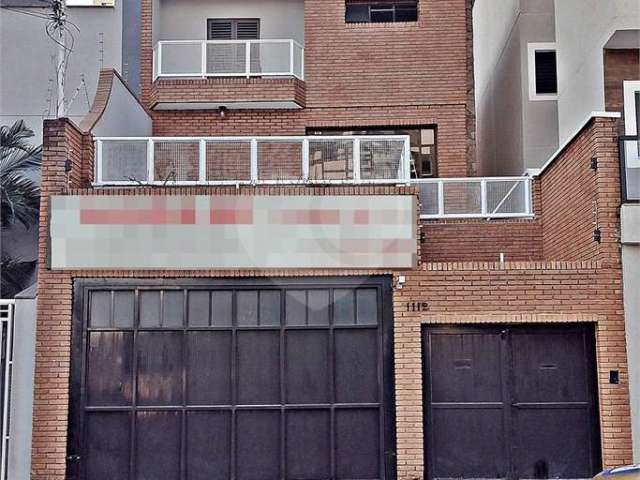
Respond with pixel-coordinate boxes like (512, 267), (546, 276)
(406, 301), (429, 312)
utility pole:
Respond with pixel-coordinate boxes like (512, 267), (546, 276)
(52, 0), (67, 117)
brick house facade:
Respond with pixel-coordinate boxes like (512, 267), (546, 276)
(29, 0), (633, 477)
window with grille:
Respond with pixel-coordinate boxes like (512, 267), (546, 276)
(207, 19), (260, 40)
(345, 1), (418, 23)
(528, 43), (558, 100)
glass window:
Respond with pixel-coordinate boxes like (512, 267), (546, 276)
(534, 50), (558, 95)
(307, 126), (437, 178)
(346, 1), (418, 23)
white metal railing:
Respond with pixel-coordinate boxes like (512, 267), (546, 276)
(414, 177), (533, 219)
(153, 39), (305, 80)
(94, 135), (411, 186)
(0, 300), (15, 480)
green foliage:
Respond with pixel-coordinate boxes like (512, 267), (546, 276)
(1, 120), (42, 229)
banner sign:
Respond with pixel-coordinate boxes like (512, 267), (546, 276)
(49, 195), (417, 269)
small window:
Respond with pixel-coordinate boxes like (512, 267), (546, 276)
(528, 43), (558, 100)
(346, 1), (418, 23)
(207, 19), (260, 40)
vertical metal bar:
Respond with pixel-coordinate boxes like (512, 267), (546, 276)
(201, 41), (207, 78)
(95, 139), (103, 184)
(302, 139), (309, 182)
(438, 180), (445, 217)
(199, 139), (207, 183)
(300, 47), (305, 80)
(524, 178), (532, 215)
(157, 42), (163, 77)
(481, 179), (488, 216)
(289, 40), (295, 77)
(353, 138), (361, 182)
(402, 137), (411, 181)
(0, 303), (14, 480)
(245, 41), (251, 78)
(147, 139), (155, 184)
(250, 139), (258, 183)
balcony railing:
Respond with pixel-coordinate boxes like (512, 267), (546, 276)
(153, 40), (304, 80)
(414, 177), (533, 219)
(94, 136), (411, 186)
(621, 136), (640, 202)
(93, 137), (534, 219)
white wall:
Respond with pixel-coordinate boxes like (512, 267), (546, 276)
(554, 0), (640, 143)
(474, 0), (557, 175)
(157, 0), (304, 43)
(0, 4), (124, 141)
(91, 74), (152, 137)
(7, 290), (37, 480)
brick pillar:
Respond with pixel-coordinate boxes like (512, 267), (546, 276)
(31, 119), (84, 479)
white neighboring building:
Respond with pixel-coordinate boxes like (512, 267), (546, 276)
(476, 0), (640, 462)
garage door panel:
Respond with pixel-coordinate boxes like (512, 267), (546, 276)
(430, 333), (503, 403)
(335, 408), (380, 479)
(186, 331), (232, 405)
(86, 331), (133, 406)
(137, 332), (183, 406)
(236, 410), (281, 480)
(335, 328), (379, 403)
(431, 407), (507, 480)
(286, 409), (331, 479)
(139, 291), (161, 327)
(212, 290), (234, 326)
(308, 289), (330, 326)
(187, 290), (210, 327)
(113, 291), (135, 328)
(71, 279), (395, 480)
(334, 289), (356, 325)
(513, 407), (593, 479)
(85, 412), (130, 480)
(186, 411), (231, 480)
(237, 330), (280, 405)
(89, 291), (112, 327)
(423, 325), (600, 480)
(285, 330), (330, 404)
(135, 410), (181, 480)
(511, 332), (588, 403)
(162, 291), (185, 327)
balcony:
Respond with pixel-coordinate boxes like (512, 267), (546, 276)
(150, 0), (306, 110)
(621, 136), (640, 202)
(154, 40), (304, 81)
(414, 177), (533, 219)
(94, 135), (411, 185)
(93, 136), (534, 220)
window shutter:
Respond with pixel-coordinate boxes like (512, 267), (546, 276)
(208, 20), (233, 40)
(535, 51), (558, 95)
(236, 20), (260, 40)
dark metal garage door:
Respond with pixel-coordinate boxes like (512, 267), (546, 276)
(68, 277), (396, 480)
(422, 325), (601, 480)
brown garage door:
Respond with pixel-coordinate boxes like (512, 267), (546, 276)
(422, 325), (601, 480)
(67, 277), (396, 480)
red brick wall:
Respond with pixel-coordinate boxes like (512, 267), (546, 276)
(539, 117), (621, 263)
(394, 262), (631, 478)
(150, 77), (306, 108)
(421, 219), (543, 262)
(140, 0), (476, 176)
(151, 104), (469, 177)
(604, 48), (640, 135)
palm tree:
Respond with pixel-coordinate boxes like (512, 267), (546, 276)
(0, 120), (42, 297)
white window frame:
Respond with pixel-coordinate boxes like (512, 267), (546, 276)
(623, 80), (640, 136)
(528, 42), (558, 102)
